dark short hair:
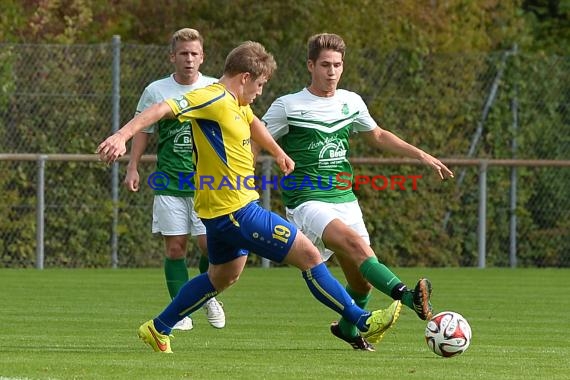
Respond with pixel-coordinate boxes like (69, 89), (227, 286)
(307, 33), (346, 62)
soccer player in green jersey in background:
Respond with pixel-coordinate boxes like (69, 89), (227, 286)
(124, 28), (225, 330)
(97, 40), (401, 353)
(262, 33), (454, 351)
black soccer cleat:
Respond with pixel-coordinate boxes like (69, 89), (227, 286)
(330, 322), (375, 351)
(412, 278), (433, 320)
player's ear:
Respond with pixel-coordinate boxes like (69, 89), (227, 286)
(241, 72), (251, 84)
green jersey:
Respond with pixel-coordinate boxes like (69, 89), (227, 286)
(262, 88), (376, 208)
(136, 73), (217, 196)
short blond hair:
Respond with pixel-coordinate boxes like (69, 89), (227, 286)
(170, 28), (204, 53)
(223, 41), (277, 80)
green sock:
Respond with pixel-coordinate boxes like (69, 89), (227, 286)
(359, 256), (415, 311)
(339, 286), (371, 338)
(198, 255), (209, 274)
(359, 256), (402, 297)
(164, 258), (189, 299)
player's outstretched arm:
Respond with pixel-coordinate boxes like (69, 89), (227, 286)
(124, 132), (150, 192)
(96, 102), (173, 164)
(363, 126), (454, 180)
(250, 116), (294, 175)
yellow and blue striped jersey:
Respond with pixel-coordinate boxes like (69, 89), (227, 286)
(165, 83), (259, 218)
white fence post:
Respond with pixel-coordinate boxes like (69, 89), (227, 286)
(36, 155), (47, 270)
(478, 161), (488, 268)
(110, 35), (121, 269)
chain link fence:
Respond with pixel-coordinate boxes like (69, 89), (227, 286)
(0, 39), (568, 268)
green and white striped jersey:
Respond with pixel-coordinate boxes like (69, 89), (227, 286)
(262, 88), (376, 208)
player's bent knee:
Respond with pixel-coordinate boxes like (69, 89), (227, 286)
(207, 260), (244, 291)
(164, 236), (188, 259)
(284, 235), (323, 270)
(209, 272), (240, 292)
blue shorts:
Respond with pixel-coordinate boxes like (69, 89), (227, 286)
(202, 201), (298, 265)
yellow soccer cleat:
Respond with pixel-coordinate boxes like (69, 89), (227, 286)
(138, 320), (173, 353)
(362, 300), (402, 344)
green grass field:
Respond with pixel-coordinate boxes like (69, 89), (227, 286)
(1, 267), (569, 380)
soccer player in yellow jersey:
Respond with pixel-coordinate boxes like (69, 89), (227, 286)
(97, 41), (401, 353)
(124, 28), (224, 331)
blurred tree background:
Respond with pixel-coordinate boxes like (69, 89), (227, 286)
(2, 0), (567, 53)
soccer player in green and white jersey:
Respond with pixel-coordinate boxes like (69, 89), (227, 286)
(262, 33), (454, 351)
(124, 28), (224, 330)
